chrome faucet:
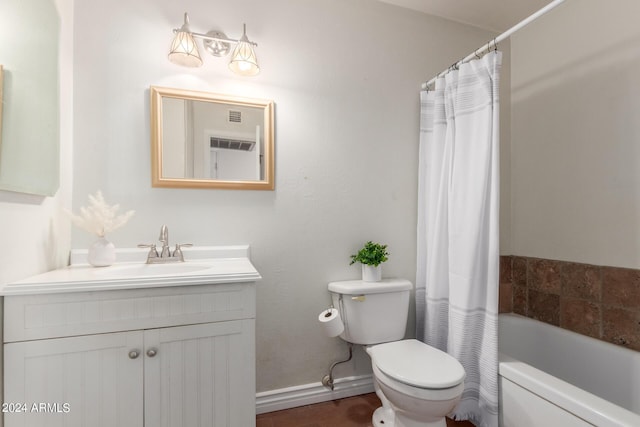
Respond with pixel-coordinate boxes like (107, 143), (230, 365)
(159, 225), (171, 258)
(139, 225), (192, 263)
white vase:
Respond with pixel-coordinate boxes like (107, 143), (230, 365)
(362, 264), (382, 282)
(88, 236), (116, 267)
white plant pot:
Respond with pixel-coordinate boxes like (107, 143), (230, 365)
(88, 236), (116, 267)
(362, 264), (382, 282)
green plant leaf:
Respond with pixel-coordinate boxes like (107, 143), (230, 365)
(349, 241), (389, 266)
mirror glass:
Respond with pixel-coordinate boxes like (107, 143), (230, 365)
(0, 0), (60, 196)
(150, 86), (274, 190)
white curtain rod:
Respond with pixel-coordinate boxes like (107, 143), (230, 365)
(421, 0), (567, 89)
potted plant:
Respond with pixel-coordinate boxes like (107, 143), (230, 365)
(350, 241), (389, 282)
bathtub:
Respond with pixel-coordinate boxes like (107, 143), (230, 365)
(498, 314), (640, 427)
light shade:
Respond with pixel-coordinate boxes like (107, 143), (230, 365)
(228, 25), (260, 76)
(168, 16), (203, 68)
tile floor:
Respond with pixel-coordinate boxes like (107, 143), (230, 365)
(256, 393), (476, 427)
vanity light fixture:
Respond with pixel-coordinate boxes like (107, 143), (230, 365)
(168, 13), (260, 76)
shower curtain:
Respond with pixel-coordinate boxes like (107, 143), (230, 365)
(416, 51), (501, 427)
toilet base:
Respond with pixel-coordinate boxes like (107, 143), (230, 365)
(372, 405), (447, 427)
(373, 406), (395, 427)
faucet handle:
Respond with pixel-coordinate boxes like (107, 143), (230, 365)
(173, 243), (193, 261)
(138, 244), (159, 259)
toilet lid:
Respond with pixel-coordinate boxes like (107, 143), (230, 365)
(369, 339), (465, 389)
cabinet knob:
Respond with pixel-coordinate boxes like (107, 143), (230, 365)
(128, 350), (140, 359)
(146, 348), (158, 358)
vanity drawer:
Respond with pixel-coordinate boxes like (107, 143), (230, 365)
(4, 282), (256, 342)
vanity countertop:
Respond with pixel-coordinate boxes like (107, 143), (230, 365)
(0, 245), (261, 296)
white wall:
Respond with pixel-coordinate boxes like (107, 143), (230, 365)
(0, 1), (72, 421)
(0, 0), (73, 285)
(510, 0), (640, 269)
(71, 0), (494, 392)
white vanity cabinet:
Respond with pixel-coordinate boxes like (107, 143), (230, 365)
(2, 265), (258, 427)
(5, 330), (144, 427)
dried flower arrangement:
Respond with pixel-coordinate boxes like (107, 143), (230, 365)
(66, 191), (135, 237)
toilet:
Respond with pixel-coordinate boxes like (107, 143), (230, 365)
(328, 279), (465, 427)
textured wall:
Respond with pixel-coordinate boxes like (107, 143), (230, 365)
(71, 0), (494, 392)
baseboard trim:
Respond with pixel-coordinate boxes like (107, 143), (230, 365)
(256, 374), (375, 414)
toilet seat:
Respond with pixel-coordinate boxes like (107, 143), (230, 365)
(368, 339), (465, 389)
(372, 363), (464, 402)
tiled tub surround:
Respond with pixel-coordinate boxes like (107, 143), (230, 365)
(499, 256), (640, 352)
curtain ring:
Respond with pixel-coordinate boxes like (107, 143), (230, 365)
(493, 38), (498, 53)
(475, 49), (481, 60)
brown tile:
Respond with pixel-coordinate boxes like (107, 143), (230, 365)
(512, 256), (527, 287)
(513, 284), (527, 315)
(499, 282), (513, 313)
(500, 256), (512, 284)
(602, 306), (640, 351)
(561, 262), (601, 302)
(528, 289), (560, 326)
(560, 297), (601, 338)
(528, 258), (562, 295)
(602, 267), (640, 309)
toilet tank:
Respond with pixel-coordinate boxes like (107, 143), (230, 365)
(328, 279), (412, 345)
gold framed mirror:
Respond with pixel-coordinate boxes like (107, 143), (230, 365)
(150, 86), (274, 190)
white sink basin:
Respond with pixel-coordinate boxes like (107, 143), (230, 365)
(94, 262), (214, 278)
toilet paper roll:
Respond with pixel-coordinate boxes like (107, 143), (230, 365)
(318, 308), (344, 337)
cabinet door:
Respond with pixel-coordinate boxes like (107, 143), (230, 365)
(4, 331), (143, 427)
(144, 320), (255, 427)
